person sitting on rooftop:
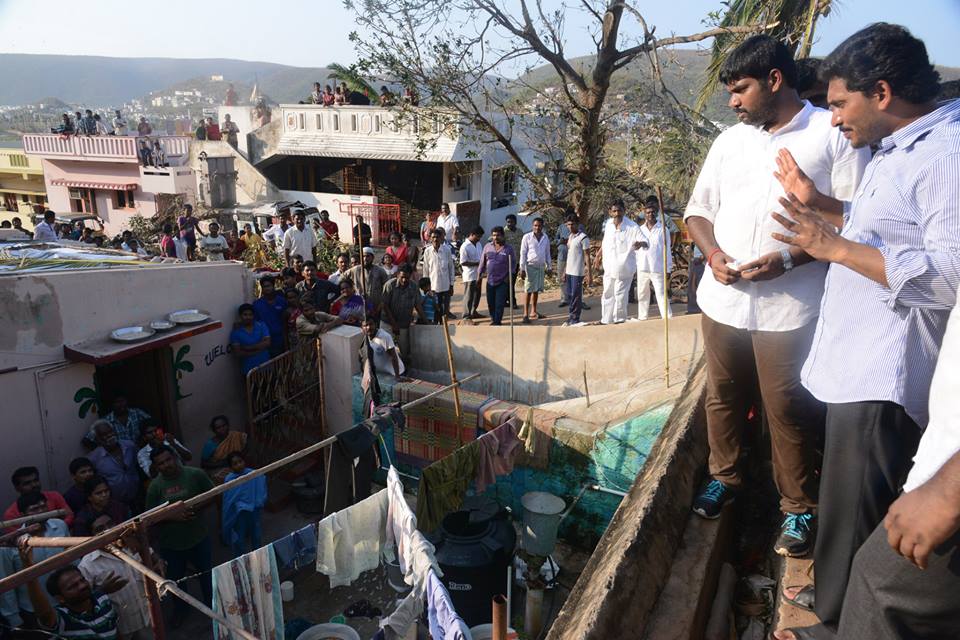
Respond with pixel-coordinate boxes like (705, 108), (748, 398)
(53, 113), (74, 134)
(136, 117), (151, 137)
(77, 110), (97, 136)
(310, 82), (323, 104)
(151, 140), (167, 167)
(112, 110), (127, 136)
(137, 139), (151, 167)
(93, 114), (109, 136)
(322, 84), (335, 106)
(379, 86), (396, 107)
(333, 84), (346, 106)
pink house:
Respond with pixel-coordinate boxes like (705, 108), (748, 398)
(23, 134), (196, 237)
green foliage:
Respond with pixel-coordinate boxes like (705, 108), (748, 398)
(632, 120), (716, 207)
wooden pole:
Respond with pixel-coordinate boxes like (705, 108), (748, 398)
(134, 521), (166, 640)
(656, 186), (670, 388)
(0, 375), (481, 594)
(106, 548), (260, 640)
(440, 313), (464, 447)
(0, 509), (67, 530)
(582, 360), (591, 408)
(508, 253), (515, 401)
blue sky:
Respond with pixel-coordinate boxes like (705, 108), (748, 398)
(0, 0), (957, 68)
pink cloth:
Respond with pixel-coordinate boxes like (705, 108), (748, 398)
(475, 418), (522, 493)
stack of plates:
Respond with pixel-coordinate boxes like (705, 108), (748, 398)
(168, 309), (211, 324)
(110, 326), (156, 342)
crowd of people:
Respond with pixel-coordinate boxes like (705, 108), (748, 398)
(52, 110), (155, 138)
(0, 392), (266, 637)
(305, 81), (419, 108)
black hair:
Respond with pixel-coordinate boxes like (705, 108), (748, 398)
(149, 445), (177, 463)
(820, 23), (940, 104)
(11, 466), (39, 488)
(43, 209), (55, 220)
(398, 264), (413, 275)
(505, 214), (517, 222)
(418, 277), (431, 289)
(162, 223), (173, 234)
(226, 451), (246, 466)
(209, 414), (229, 431)
(644, 195), (660, 208)
(532, 217), (543, 225)
(340, 277), (354, 289)
(281, 267), (297, 279)
(46, 566), (83, 598)
(470, 226), (485, 237)
(238, 303), (255, 315)
(719, 34), (797, 88)
(491, 225), (505, 235)
(609, 198), (625, 211)
(302, 260), (317, 269)
(69, 457), (93, 475)
(794, 58), (822, 95)
(337, 252), (350, 261)
(82, 475), (108, 497)
(17, 490), (46, 513)
(564, 214), (578, 225)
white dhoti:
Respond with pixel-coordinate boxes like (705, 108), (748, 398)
(636, 270), (673, 320)
(601, 275), (631, 324)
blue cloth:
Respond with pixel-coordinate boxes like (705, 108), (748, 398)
(420, 292), (436, 324)
(88, 441), (140, 506)
(426, 569), (470, 640)
(252, 294), (288, 355)
(230, 321), (271, 375)
(803, 99), (960, 427)
(222, 468), (267, 552)
(270, 523), (317, 573)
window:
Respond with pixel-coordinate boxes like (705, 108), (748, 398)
(69, 188), (96, 214)
(298, 112), (306, 130)
(491, 166), (518, 209)
(315, 113), (323, 130)
(115, 189), (136, 209)
(9, 154), (28, 168)
(350, 114), (358, 132)
(374, 115), (381, 133)
(332, 114), (340, 131)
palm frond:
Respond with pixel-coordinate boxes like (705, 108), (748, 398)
(327, 63), (378, 97)
(696, 0), (835, 113)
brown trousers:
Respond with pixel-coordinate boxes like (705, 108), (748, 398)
(702, 314), (823, 513)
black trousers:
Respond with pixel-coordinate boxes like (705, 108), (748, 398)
(814, 401), (923, 627)
(838, 524), (960, 639)
(464, 280), (482, 315)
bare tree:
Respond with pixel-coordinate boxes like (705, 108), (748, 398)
(346, 0), (768, 221)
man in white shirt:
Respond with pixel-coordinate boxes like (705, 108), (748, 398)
(78, 516), (153, 639)
(32, 210), (58, 242)
(595, 199), (640, 324)
(422, 228), (456, 320)
(282, 210), (318, 267)
(328, 252), (350, 286)
(562, 215), (591, 326)
(459, 226), (484, 320)
(683, 36), (868, 562)
(436, 202), (459, 246)
(634, 196), (673, 321)
(518, 217), (551, 324)
(112, 110), (128, 136)
(361, 317), (404, 377)
(263, 212), (292, 249)
(200, 222), (229, 261)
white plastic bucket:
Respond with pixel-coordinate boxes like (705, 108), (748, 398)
(280, 580), (295, 602)
(295, 623), (361, 640)
(521, 491), (566, 556)
(469, 623), (519, 640)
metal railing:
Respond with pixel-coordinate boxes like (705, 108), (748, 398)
(339, 201), (402, 246)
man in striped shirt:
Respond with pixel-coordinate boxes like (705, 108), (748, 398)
(771, 24), (960, 639)
(19, 548), (124, 640)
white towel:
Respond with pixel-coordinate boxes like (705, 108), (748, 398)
(316, 488), (389, 587)
(385, 467), (441, 592)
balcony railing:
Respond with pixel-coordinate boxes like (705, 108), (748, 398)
(23, 134), (191, 163)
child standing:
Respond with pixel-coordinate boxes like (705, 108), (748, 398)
(382, 252), (398, 277)
(222, 452), (267, 557)
(418, 277), (437, 325)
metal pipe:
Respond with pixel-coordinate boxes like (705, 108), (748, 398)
(0, 509), (67, 530)
(589, 484), (628, 498)
(492, 593), (508, 640)
(525, 588), (544, 639)
(106, 547), (259, 640)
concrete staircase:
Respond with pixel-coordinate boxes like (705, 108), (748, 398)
(187, 139), (282, 205)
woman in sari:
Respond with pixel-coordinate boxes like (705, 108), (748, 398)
(200, 415), (248, 485)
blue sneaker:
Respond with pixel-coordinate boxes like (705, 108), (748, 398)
(775, 512), (816, 557)
(692, 478), (735, 519)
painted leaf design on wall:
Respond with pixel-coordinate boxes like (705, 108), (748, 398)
(73, 386), (100, 419)
(172, 344), (193, 400)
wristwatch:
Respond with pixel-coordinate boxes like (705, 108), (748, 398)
(780, 248), (794, 271)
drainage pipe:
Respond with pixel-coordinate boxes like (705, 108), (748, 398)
(492, 594), (508, 640)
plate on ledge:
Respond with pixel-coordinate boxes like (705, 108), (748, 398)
(150, 319), (176, 331)
(110, 326), (156, 342)
(168, 309), (210, 325)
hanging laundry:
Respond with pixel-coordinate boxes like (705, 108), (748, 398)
(325, 423), (380, 516)
(271, 523), (318, 573)
(517, 406), (557, 469)
(360, 335), (383, 418)
(222, 468), (268, 554)
(316, 489), (388, 588)
(367, 403), (406, 434)
(378, 590), (423, 640)
(426, 569), (471, 640)
(386, 468), (441, 592)
(212, 545), (283, 640)
(475, 418), (523, 493)
(415, 440), (481, 533)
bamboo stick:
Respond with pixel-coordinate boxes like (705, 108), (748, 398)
(656, 186), (670, 388)
(106, 548), (260, 640)
(509, 253), (515, 401)
(440, 313), (464, 447)
(0, 509), (67, 530)
(134, 522), (166, 640)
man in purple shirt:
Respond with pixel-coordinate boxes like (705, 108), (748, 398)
(88, 421), (140, 510)
(479, 226), (517, 326)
